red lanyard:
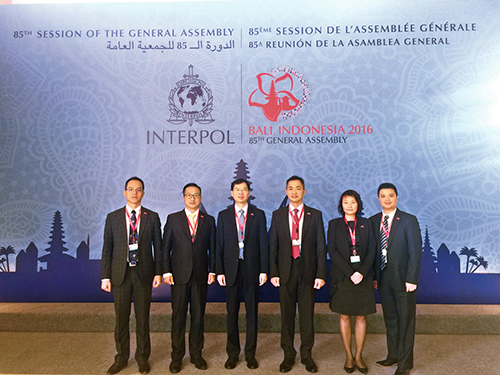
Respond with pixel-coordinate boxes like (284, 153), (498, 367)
(235, 207), (247, 242)
(344, 216), (357, 255)
(126, 209), (141, 233)
(187, 212), (199, 242)
(290, 206), (304, 240)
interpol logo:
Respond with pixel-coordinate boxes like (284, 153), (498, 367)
(248, 65), (310, 122)
(168, 65), (215, 126)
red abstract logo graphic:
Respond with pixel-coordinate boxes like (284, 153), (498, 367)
(248, 67), (310, 122)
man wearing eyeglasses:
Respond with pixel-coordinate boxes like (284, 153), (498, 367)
(101, 177), (162, 375)
(215, 179), (269, 370)
(163, 183), (216, 373)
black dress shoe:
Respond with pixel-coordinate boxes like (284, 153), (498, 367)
(107, 361), (127, 374)
(138, 362), (150, 374)
(344, 364), (356, 373)
(224, 357), (238, 369)
(191, 356), (208, 370)
(376, 358), (397, 367)
(169, 360), (182, 373)
(394, 368), (411, 375)
(246, 358), (259, 369)
(357, 365), (368, 374)
(301, 358), (318, 373)
(279, 357), (294, 373)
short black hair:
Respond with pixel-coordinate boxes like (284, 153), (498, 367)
(286, 175), (305, 188)
(183, 182), (202, 196)
(125, 176), (144, 191)
(231, 178), (250, 190)
(337, 189), (364, 216)
(377, 182), (398, 197)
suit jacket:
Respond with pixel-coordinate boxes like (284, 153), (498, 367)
(215, 204), (269, 286)
(370, 209), (422, 289)
(101, 206), (162, 285)
(163, 210), (216, 285)
(327, 216), (376, 283)
(269, 205), (327, 285)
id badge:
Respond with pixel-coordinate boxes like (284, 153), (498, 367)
(382, 249), (388, 257)
(350, 255), (361, 263)
(238, 241), (244, 250)
(129, 243), (138, 251)
(292, 239), (301, 247)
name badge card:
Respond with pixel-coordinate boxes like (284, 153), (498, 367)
(292, 239), (301, 247)
(350, 255), (361, 263)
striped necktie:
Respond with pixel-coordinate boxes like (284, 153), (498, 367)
(380, 215), (389, 270)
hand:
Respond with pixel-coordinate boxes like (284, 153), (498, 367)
(153, 275), (162, 288)
(373, 280), (378, 289)
(271, 277), (280, 287)
(350, 271), (364, 285)
(405, 282), (417, 292)
(101, 280), (111, 293)
(164, 275), (174, 285)
(313, 278), (325, 290)
(259, 273), (268, 286)
(217, 274), (226, 286)
(208, 273), (215, 285)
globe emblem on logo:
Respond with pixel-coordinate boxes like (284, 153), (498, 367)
(168, 65), (214, 126)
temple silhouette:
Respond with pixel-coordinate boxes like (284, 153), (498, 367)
(1, 161), (499, 304)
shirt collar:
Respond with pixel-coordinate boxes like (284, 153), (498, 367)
(185, 208), (200, 217)
(289, 203), (304, 214)
(126, 205), (141, 215)
(235, 204), (249, 215)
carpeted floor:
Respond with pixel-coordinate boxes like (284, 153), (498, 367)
(0, 331), (499, 375)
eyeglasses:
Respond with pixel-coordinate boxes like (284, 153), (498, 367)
(126, 188), (143, 193)
(184, 194), (201, 199)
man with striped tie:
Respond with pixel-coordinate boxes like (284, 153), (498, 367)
(370, 183), (422, 375)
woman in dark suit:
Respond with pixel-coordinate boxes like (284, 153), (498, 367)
(327, 190), (376, 374)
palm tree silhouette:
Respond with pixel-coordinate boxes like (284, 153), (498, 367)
(470, 256), (489, 273)
(0, 245), (16, 272)
(459, 246), (478, 273)
(0, 257), (6, 272)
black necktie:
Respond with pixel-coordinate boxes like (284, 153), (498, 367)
(129, 210), (137, 245)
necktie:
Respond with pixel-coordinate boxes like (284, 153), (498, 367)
(238, 209), (245, 259)
(292, 208), (300, 259)
(189, 213), (197, 239)
(129, 210), (137, 245)
(380, 215), (389, 270)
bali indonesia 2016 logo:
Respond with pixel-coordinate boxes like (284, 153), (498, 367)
(168, 65), (215, 126)
(248, 66), (310, 122)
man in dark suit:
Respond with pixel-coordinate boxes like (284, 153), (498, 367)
(163, 183), (216, 373)
(369, 183), (422, 375)
(269, 175), (327, 373)
(216, 178), (269, 370)
(101, 176), (162, 375)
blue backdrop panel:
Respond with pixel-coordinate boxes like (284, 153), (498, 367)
(0, 0), (499, 303)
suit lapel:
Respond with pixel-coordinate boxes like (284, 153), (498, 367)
(138, 208), (148, 243)
(302, 205), (312, 237)
(281, 206), (292, 243)
(194, 211), (205, 242)
(119, 207), (128, 244)
(387, 209), (401, 249)
(243, 206), (255, 242)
